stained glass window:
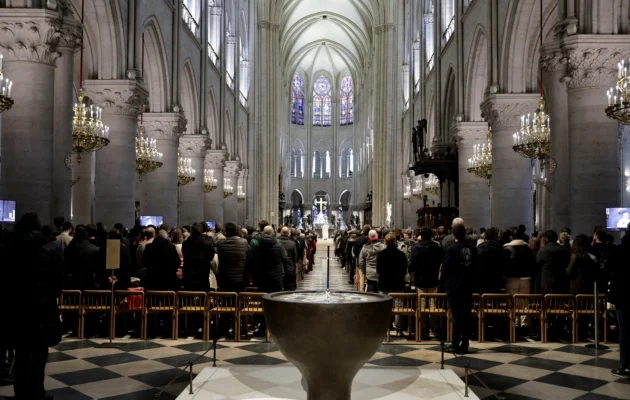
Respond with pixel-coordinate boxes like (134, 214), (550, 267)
(291, 72), (305, 125)
(340, 74), (354, 126)
(312, 76), (332, 127)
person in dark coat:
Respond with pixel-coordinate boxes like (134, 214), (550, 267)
(143, 229), (181, 291)
(95, 229), (132, 290)
(247, 226), (287, 293)
(476, 228), (506, 294)
(216, 222), (249, 292)
(376, 233), (408, 293)
(409, 228), (442, 291)
(63, 225), (99, 290)
(566, 235), (597, 295)
(277, 227), (298, 291)
(441, 225), (477, 354)
(610, 230), (630, 379)
(535, 230), (570, 294)
(1, 213), (62, 400)
(182, 222), (216, 292)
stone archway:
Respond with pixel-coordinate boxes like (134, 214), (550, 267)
(339, 190), (352, 227)
(290, 189), (304, 227)
(311, 190), (331, 225)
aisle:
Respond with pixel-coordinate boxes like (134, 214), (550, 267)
(298, 239), (357, 291)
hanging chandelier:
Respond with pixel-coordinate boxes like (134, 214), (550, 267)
(178, 150), (196, 186)
(512, 0), (555, 174)
(403, 184), (411, 202)
(0, 54), (14, 113)
(412, 176), (423, 199)
(237, 185), (246, 202)
(425, 174), (440, 196)
(467, 126), (493, 184)
(136, 124), (163, 180)
(605, 58), (630, 125)
(223, 177), (233, 198)
(204, 169), (218, 192)
(72, 0), (109, 163)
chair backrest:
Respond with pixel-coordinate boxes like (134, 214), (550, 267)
(243, 287), (259, 292)
(82, 290), (111, 310)
(145, 291), (177, 311)
(60, 290), (82, 311)
(177, 291), (207, 311)
(514, 294), (544, 314)
(544, 294), (575, 315)
(207, 292), (238, 312)
(114, 290), (145, 312)
(481, 294), (514, 315)
(389, 293), (417, 314)
(575, 294), (606, 316)
(238, 292), (267, 314)
(471, 294), (481, 315)
(419, 293), (448, 314)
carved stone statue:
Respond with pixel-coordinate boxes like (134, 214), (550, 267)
(386, 203), (392, 227)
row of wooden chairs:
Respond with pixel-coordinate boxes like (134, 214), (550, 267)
(388, 293), (608, 344)
(59, 290), (269, 341)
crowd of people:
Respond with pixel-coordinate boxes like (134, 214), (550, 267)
(333, 218), (629, 380)
(0, 214), (321, 400)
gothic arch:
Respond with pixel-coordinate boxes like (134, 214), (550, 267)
(141, 16), (170, 112)
(238, 123), (246, 161)
(224, 109), (234, 156)
(180, 59), (199, 135)
(207, 87), (219, 147)
(442, 67), (456, 136)
(465, 24), (488, 121)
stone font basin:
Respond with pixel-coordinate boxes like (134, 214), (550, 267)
(263, 291), (393, 400)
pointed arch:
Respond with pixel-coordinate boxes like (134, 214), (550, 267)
(207, 86), (219, 147)
(224, 109), (234, 156)
(238, 123), (246, 161)
(312, 73), (332, 127)
(180, 59), (199, 135)
(465, 24), (488, 121)
(442, 67), (456, 135)
(141, 16), (170, 112)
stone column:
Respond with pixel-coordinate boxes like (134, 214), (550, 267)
(71, 152), (95, 225)
(223, 160), (241, 224)
(240, 60), (250, 97)
(208, 6), (222, 60)
(481, 94), (539, 230)
(452, 122), (491, 230)
(237, 168), (248, 225)
(564, 40), (628, 234)
(0, 13), (60, 223)
(226, 34), (236, 87)
(179, 135), (210, 225)
(84, 79), (148, 228)
(52, 26), (81, 221)
(141, 112), (187, 226)
(204, 149), (226, 223)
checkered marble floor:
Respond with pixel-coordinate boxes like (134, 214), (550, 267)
(1, 337), (627, 399)
(298, 241), (356, 291)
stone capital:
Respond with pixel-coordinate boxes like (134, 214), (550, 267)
(209, 6), (222, 16)
(205, 149), (227, 169)
(480, 93), (540, 130)
(224, 160), (241, 178)
(84, 79), (149, 117)
(143, 112), (187, 141)
(451, 122), (489, 147)
(257, 21), (279, 31)
(179, 135), (211, 158)
(226, 35), (237, 45)
(423, 13), (434, 24)
(240, 60), (250, 69)
(413, 41), (420, 51)
(0, 9), (65, 65)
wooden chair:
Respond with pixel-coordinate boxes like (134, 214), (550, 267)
(575, 294), (607, 343)
(144, 291), (177, 339)
(387, 293), (418, 342)
(237, 292), (268, 341)
(418, 293), (450, 342)
(480, 294), (514, 342)
(177, 292), (208, 340)
(207, 292), (239, 341)
(112, 290), (145, 338)
(513, 294), (544, 341)
(60, 290), (82, 338)
(471, 294), (482, 341)
(81, 290), (112, 339)
(543, 294), (575, 343)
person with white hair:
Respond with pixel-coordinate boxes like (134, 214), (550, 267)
(358, 229), (385, 293)
(441, 217), (476, 251)
(246, 225), (288, 293)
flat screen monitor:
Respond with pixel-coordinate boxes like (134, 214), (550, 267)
(0, 200), (16, 223)
(140, 215), (163, 227)
(606, 208), (630, 231)
(206, 221), (216, 230)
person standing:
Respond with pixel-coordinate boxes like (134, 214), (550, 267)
(55, 221), (74, 251)
(503, 232), (536, 329)
(359, 230), (385, 293)
(216, 223), (249, 293)
(1, 213), (63, 400)
(376, 233), (408, 294)
(247, 226), (287, 293)
(476, 228), (506, 294)
(535, 230), (570, 294)
(143, 229), (182, 291)
(566, 235), (598, 295)
(277, 227), (298, 291)
(63, 225), (99, 290)
(182, 223), (216, 292)
(441, 225), (477, 354)
(610, 227), (630, 379)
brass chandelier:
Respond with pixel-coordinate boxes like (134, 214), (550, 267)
(412, 176), (423, 199)
(237, 184), (246, 202)
(605, 58), (630, 125)
(468, 126), (493, 185)
(72, 0), (109, 163)
(178, 150), (196, 186)
(425, 174), (440, 196)
(204, 169), (218, 192)
(136, 123), (163, 180)
(0, 54), (14, 113)
(223, 177), (233, 198)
